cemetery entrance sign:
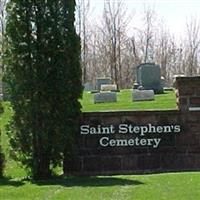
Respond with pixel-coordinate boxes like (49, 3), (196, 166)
(64, 77), (200, 176)
(80, 123), (181, 148)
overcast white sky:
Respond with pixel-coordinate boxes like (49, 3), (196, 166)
(88, 0), (200, 37)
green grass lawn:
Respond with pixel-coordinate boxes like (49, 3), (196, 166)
(0, 173), (200, 200)
(81, 90), (177, 112)
(1, 93), (200, 200)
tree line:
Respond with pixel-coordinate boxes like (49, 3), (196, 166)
(77, 0), (200, 88)
(1, 0), (200, 88)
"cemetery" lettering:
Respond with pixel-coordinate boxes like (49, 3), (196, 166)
(80, 123), (182, 148)
(99, 137), (161, 148)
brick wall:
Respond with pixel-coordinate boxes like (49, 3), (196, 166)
(176, 76), (200, 111)
(65, 77), (200, 175)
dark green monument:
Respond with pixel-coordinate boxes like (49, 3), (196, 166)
(136, 63), (163, 94)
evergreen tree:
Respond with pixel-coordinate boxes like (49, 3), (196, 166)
(0, 130), (5, 178)
(4, 0), (82, 179)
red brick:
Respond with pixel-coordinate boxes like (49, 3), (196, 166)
(190, 97), (200, 106)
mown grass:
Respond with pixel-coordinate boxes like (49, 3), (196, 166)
(81, 90), (177, 112)
(1, 93), (200, 200)
(0, 173), (200, 200)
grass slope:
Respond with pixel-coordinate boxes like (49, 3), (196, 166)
(1, 94), (200, 200)
(81, 90), (177, 112)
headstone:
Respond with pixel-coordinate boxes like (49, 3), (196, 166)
(0, 81), (3, 100)
(94, 92), (117, 103)
(101, 84), (117, 91)
(2, 82), (10, 101)
(84, 82), (93, 91)
(136, 63), (163, 94)
(96, 78), (111, 90)
(132, 89), (154, 101)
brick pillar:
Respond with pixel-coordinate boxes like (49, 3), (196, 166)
(175, 76), (200, 111)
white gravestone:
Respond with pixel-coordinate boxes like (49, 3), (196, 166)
(96, 78), (111, 90)
(94, 92), (117, 103)
(101, 84), (117, 91)
(132, 89), (154, 101)
(84, 82), (94, 91)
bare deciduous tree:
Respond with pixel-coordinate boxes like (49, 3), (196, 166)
(99, 0), (129, 88)
(184, 17), (200, 75)
(139, 6), (156, 63)
(76, 0), (91, 83)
